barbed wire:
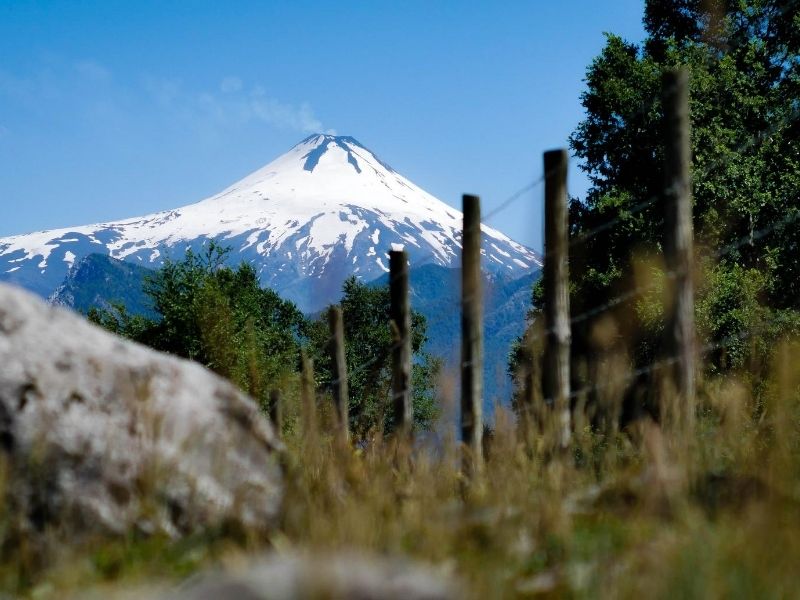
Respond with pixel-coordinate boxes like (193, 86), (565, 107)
(560, 0), (800, 256)
(555, 312), (780, 406)
(483, 176), (545, 223)
(328, 103), (799, 395)
(564, 102), (800, 257)
(325, 173), (547, 389)
(509, 91), (800, 347)
(323, 5), (800, 404)
(526, 193), (799, 347)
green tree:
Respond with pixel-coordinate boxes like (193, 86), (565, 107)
(89, 243), (306, 407)
(512, 0), (800, 408)
(90, 247), (441, 435)
(306, 276), (440, 438)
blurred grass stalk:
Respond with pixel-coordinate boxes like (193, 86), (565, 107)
(0, 337), (798, 598)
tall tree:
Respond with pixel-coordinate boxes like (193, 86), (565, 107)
(513, 0), (800, 413)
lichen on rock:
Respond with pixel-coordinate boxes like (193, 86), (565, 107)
(0, 283), (283, 543)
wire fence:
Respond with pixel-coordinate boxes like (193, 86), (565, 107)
(326, 173), (547, 391)
(324, 97), (798, 402)
(526, 101), (800, 346)
(309, 17), (800, 435)
(321, 106), (798, 415)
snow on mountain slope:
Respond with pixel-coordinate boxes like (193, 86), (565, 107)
(0, 134), (540, 312)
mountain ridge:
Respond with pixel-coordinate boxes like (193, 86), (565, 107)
(52, 253), (536, 410)
(0, 134), (540, 312)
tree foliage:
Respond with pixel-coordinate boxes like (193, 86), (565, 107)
(306, 276), (440, 438)
(512, 0), (800, 408)
(89, 243), (305, 406)
(89, 247), (441, 435)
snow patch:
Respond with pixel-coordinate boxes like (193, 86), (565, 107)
(375, 257), (389, 272)
(0, 134), (540, 300)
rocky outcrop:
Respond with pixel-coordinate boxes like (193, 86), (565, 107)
(0, 283), (283, 541)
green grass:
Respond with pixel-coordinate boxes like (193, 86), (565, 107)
(3, 342), (800, 598)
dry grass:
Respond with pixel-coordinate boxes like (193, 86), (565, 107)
(274, 338), (800, 598)
(2, 341), (800, 598)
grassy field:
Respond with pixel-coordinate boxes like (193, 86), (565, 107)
(2, 340), (799, 599)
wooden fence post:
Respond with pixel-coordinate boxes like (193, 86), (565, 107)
(328, 305), (349, 442)
(269, 388), (283, 440)
(389, 249), (413, 434)
(662, 67), (696, 430)
(461, 194), (483, 470)
(300, 350), (317, 440)
(543, 149), (572, 449)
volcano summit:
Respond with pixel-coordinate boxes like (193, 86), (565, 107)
(0, 134), (540, 312)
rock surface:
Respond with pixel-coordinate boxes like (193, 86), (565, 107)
(167, 553), (461, 600)
(0, 283), (283, 540)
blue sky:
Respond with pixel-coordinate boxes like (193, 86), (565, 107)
(0, 0), (646, 251)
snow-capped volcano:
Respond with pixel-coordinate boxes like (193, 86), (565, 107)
(0, 134), (540, 311)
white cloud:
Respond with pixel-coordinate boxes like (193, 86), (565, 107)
(0, 59), (111, 108)
(220, 76), (242, 93)
(249, 94), (323, 132)
(74, 60), (111, 81)
(144, 77), (182, 107)
(1, 59), (330, 143)
(145, 76), (327, 134)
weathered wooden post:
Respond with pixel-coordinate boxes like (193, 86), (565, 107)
(328, 305), (349, 441)
(269, 388), (283, 440)
(662, 67), (696, 430)
(389, 249), (413, 434)
(300, 349), (318, 440)
(461, 194), (483, 470)
(543, 149), (572, 449)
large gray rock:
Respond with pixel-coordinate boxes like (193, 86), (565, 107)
(0, 283), (283, 540)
